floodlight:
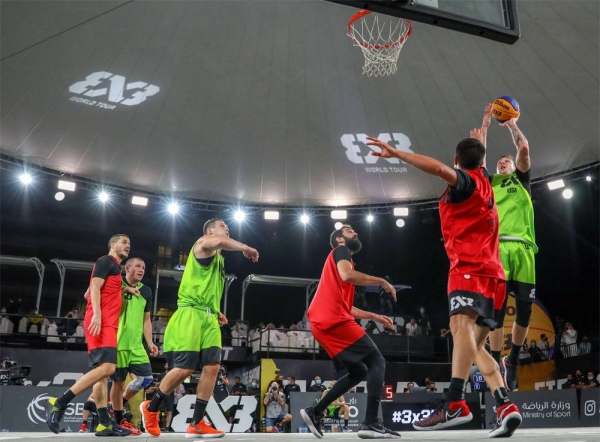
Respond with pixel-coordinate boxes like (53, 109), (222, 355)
(234, 210), (245, 222)
(367, 214), (374, 222)
(168, 202), (179, 215)
(393, 207), (409, 216)
(562, 189), (573, 199)
(586, 175), (592, 182)
(264, 210), (279, 220)
(58, 180), (76, 191)
(334, 222), (343, 230)
(132, 196), (148, 206)
(99, 191), (109, 202)
(331, 210), (347, 220)
(19, 173), (32, 184)
(300, 214), (310, 224)
(55, 192), (65, 201)
(396, 219), (406, 228)
(547, 179), (565, 190)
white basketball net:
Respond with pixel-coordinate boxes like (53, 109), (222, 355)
(348, 11), (411, 77)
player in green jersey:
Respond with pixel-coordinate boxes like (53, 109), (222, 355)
(479, 103), (537, 391)
(140, 218), (259, 438)
(109, 257), (158, 434)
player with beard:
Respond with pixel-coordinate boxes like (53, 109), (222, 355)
(300, 225), (400, 439)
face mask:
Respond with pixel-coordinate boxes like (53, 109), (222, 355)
(315, 379), (321, 385)
(73, 309), (78, 313)
(589, 377), (594, 381)
(531, 343), (536, 347)
(251, 382), (258, 388)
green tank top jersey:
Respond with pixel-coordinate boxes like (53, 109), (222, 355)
(117, 281), (152, 350)
(177, 245), (225, 314)
(492, 172), (538, 253)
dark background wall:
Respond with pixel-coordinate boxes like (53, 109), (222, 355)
(1, 166), (598, 337)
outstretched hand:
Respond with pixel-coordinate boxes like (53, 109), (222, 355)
(482, 103), (492, 128)
(470, 128), (485, 144)
(366, 136), (398, 159)
(500, 116), (519, 128)
(243, 247), (259, 263)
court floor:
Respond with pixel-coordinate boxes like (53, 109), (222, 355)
(0, 428), (598, 442)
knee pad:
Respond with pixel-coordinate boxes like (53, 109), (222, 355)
(515, 300), (533, 327)
(129, 375), (154, 393)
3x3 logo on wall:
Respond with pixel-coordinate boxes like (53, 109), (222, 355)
(341, 133), (413, 173)
(27, 393), (83, 425)
(68, 71), (160, 110)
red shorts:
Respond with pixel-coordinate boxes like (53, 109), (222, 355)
(311, 320), (366, 359)
(447, 274), (506, 329)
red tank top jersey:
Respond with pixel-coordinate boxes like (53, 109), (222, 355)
(439, 168), (505, 279)
(308, 247), (355, 329)
(85, 255), (123, 329)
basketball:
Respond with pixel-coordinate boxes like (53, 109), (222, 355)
(491, 96), (520, 122)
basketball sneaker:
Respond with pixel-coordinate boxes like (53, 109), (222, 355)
(119, 419), (142, 436)
(44, 397), (66, 434)
(413, 399), (473, 431)
(357, 419), (401, 439)
(94, 420), (132, 436)
(185, 419), (224, 439)
(78, 422), (88, 433)
(300, 407), (323, 438)
(488, 402), (522, 438)
(501, 357), (518, 391)
(139, 400), (161, 437)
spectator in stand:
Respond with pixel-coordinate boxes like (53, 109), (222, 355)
(26, 309), (44, 332)
(287, 324), (309, 350)
(174, 383), (186, 407)
(517, 338), (532, 365)
(309, 375), (327, 393)
(537, 334), (550, 359)
(263, 381), (292, 433)
(584, 371), (599, 389)
(6, 298), (22, 330)
(404, 382), (415, 393)
(562, 374), (576, 389)
(231, 376), (247, 396)
(297, 313), (311, 332)
(213, 366), (230, 402)
(561, 322), (578, 358)
(574, 369), (586, 386)
(529, 339), (546, 362)
(427, 382), (437, 393)
(247, 378), (260, 433)
(405, 318), (417, 336)
(67, 307), (84, 320)
(417, 306), (432, 337)
(284, 376), (301, 402)
(151, 316), (166, 344)
(578, 336), (592, 355)
(247, 378), (260, 398)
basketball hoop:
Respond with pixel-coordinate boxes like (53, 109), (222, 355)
(348, 10), (412, 77)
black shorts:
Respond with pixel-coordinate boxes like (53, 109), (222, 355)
(332, 334), (381, 373)
(88, 347), (117, 368)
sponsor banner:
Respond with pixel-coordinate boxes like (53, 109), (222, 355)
(289, 392), (370, 433)
(484, 389), (579, 428)
(579, 388), (600, 427)
(381, 393), (481, 431)
(171, 394), (257, 433)
(221, 346), (250, 363)
(0, 386), (91, 432)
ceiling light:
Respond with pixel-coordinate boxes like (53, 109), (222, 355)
(55, 192), (65, 201)
(562, 189), (573, 199)
(168, 202), (179, 215)
(586, 175), (592, 182)
(547, 179), (565, 190)
(300, 214), (310, 224)
(19, 173), (32, 184)
(396, 219), (406, 228)
(393, 207), (409, 216)
(331, 210), (347, 220)
(99, 191), (109, 202)
(367, 214), (374, 223)
(234, 210), (245, 222)
(264, 211), (279, 220)
(132, 196), (148, 206)
(334, 222), (343, 230)
(58, 180), (76, 191)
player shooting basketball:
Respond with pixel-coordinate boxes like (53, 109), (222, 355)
(367, 134), (522, 438)
(480, 103), (538, 392)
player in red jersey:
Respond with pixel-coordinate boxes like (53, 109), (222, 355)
(45, 234), (134, 436)
(299, 225), (401, 439)
(367, 134), (522, 438)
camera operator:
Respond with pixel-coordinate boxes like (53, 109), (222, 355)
(263, 381), (291, 432)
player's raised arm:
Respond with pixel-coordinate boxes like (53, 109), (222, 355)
(367, 136), (458, 187)
(501, 117), (530, 173)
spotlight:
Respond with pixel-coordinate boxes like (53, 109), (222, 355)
(58, 180), (76, 191)
(264, 210), (279, 220)
(331, 210), (347, 220)
(367, 214), (374, 223)
(586, 175), (592, 182)
(55, 192), (65, 201)
(396, 219), (406, 228)
(19, 173), (32, 184)
(132, 196), (148, 206)
(393, 207), (409, 216)
(562, 189), (573, 199)
(547, 179), (565, 190)
(300, 214), (310, 224)
(168, 202), (179, 215)
(234, 210), (245, 222)
(99, 191), (109, 202)
(334, 222), (343, 230)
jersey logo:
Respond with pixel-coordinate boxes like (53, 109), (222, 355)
(450, 296), (474, 311)
(500, 176), (520, 188)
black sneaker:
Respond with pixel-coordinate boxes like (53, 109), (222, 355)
(44, 397), (66, 434)
(300, 407), (323, 438)
(358, 419), (401, 439)
(501, 357), (518, 391)
(95, 421), (133, 437)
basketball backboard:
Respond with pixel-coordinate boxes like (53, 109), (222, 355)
(324, 0), (520, 44)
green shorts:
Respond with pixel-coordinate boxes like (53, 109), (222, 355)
(111, 347), (151, 382)
(163, 306), (222, 369)
(500, 240), (536, 301)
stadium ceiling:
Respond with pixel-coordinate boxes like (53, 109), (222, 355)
(1, 1), (598, 207)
